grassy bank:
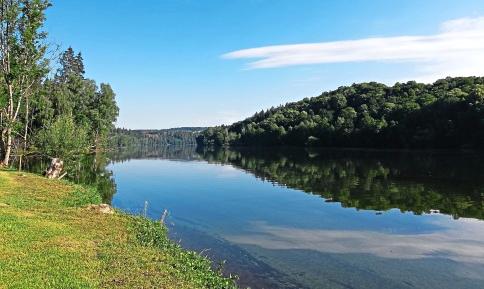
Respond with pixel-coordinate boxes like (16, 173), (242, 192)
(0, 170), (237, 289)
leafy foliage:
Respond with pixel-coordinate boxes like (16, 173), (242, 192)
(198, 77), (484, 149)
(0, 1), (119, 165)
(34, 115), (89, 159)
(0, 0), (51, 165)
(32, 48), (119, 159)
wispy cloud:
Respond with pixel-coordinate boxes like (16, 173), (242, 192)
(226, 219), (484, 265)
(223, 17), (484, 82)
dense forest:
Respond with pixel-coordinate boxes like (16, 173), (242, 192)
(197, 77), (484, 149)
(110, 127), (204, 149)
(0, 1), (118, 169)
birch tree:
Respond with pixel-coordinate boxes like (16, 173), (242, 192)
(0, 0), (49, 166)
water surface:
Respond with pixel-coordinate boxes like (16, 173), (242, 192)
(109, 147), (484, 289)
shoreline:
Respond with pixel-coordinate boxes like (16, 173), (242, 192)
(0, 170), (237, 289)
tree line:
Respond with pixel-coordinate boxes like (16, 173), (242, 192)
(197, 77), (484, 149)
(110, 127), (205, 149)
(0, 1), (118, 168)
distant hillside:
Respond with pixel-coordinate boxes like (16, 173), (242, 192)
(197, 77), (484, 149)
(163, 127), (206, 132)
(110, 127), (206, 148)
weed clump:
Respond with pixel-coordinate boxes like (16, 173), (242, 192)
(131, 216), (238, 289)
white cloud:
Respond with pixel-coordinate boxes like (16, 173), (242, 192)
(223, 17), (484, 82)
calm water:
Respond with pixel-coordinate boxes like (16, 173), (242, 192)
(80, 147), (484, 288)
(103, 147), (484, 289)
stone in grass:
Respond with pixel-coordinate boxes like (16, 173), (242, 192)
(86, 204), (114, 214)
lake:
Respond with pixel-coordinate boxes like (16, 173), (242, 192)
(91, 147), (484, 288)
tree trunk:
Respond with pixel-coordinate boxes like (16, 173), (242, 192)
(45, 158), (64, 179)
(2, 127), (12, 166)
(19, 95), (30, 171)
(2, 82), (16, 167)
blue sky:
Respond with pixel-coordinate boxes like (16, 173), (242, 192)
(45, 0), (484, 129)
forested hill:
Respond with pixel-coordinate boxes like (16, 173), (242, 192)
(110, 127), (206, 148)
(197, 77), (484, 149)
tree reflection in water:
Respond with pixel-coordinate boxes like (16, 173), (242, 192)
(197, 147), (484, 220)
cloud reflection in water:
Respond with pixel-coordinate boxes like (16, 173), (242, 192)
(226, 218), (484, 265)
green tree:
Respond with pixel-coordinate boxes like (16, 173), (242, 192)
(90, 83), (118, 146)
(0, 0), (50, 166)
(57, 47), (85, 81)
(34, 114), (89, 160)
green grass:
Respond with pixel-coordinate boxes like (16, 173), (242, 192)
(0, 171), (237, 289)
